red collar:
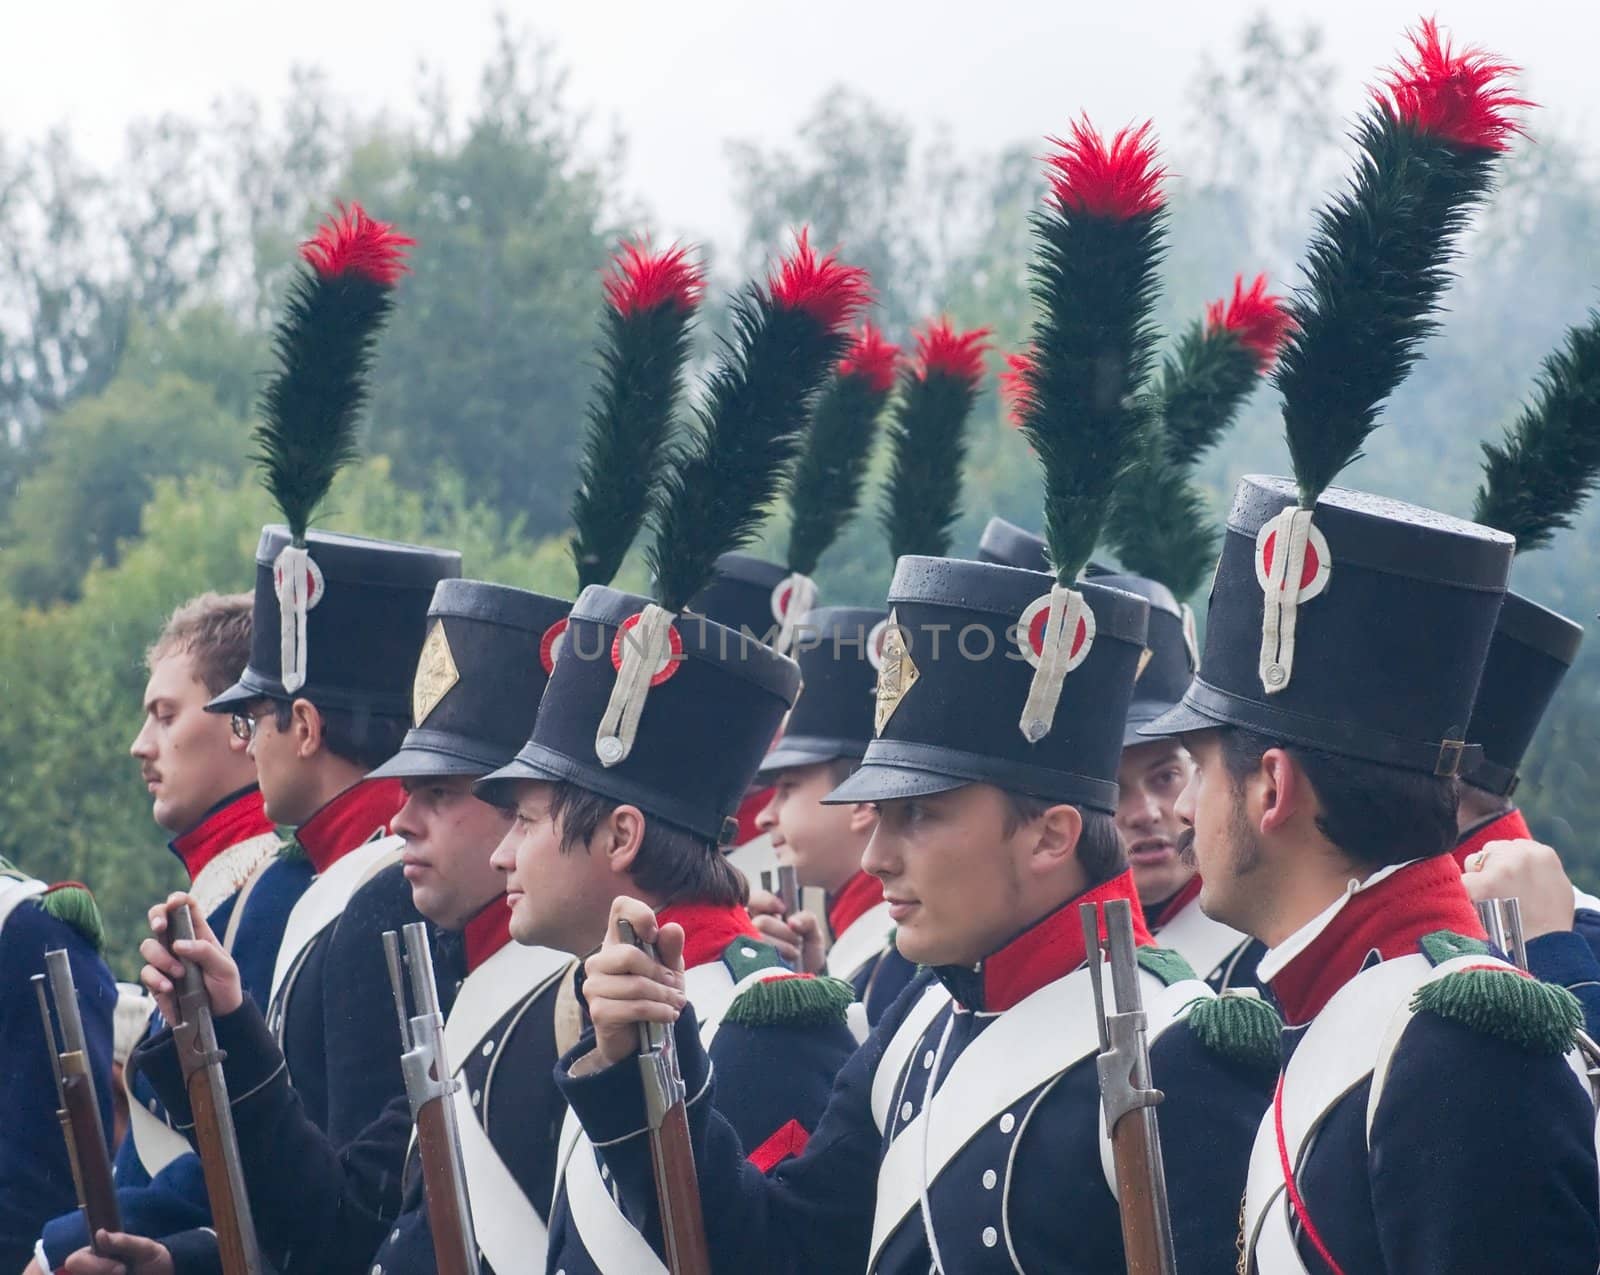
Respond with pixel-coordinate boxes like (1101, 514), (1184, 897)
(1269, 854), (1487, 1026)
(1453, 807), (1532, 869)
(295, 778), (405, 874)
(828, 871), (885, 938)
(657, 901), (763, 970)
(169, 787), (274, 883)
(939, 870), (1153, 1013)
(463, 900), (514, 975)
(1150, 873), (1204, 930)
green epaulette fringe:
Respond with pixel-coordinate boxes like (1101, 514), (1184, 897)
(278, 836), (307, 862)
(1136, 944), (1197, 987)
(37, 882), (106, 952)
(724, 974), (857, 1030)
(1185, 990), (1283, 1072)
(1413, 967), (1582, 1056)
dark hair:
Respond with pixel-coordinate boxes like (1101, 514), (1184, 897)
(1000, 790), (1125, 886)
(545, 781), (748, 909)
(1218, 727), (1458, 869)
(149, 592), (253, 695)
(270, 699), (409, 772)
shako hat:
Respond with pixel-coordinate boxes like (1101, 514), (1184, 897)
(1146, 23), (1530, 776)
(1083, 566), (1197, 747)
(369, 579), (572, 780)
(213, 527), (459, 716)
(757, 605), (888, 778)
(209, 205), (461, 715)
(479, 231), (872, 839)
(976, 516), (1050, 573)
(1460, 308), (1600, 794)
(831, 120), (1169, 812)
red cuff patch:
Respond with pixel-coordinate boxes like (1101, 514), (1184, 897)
(747, 1118), (810, 1173)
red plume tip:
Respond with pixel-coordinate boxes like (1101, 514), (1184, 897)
(999, 348), (1037, 429)
(1205, 273), (1294, 373)
(300, 203), (413, 287)
(912, 318), (993, 387)
(1378, 18), (1531, 152)
(769, 229), (874, 332)
(1043, 119), (1166, 220)
(837, 324), (901, 394)
(603, 240), (705, 318)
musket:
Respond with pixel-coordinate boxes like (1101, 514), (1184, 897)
(618, 917), (711, 1275)
(166, 906), (263, 1275)
(760, 865), (799, 917)
(1082, 899), (1177, 1275)
(34, 952), (120, 1252)
(385, 922), (477, 1275)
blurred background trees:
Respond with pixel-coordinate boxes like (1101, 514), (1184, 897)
(3, 14), (1597, 968)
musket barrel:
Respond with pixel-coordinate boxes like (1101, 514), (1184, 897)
(403, 921), (442, 1018)
(383, 929), (414, 1050)
(46, 949), (90, 1057)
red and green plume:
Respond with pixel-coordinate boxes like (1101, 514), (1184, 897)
(1013, 119), (1168, 583)
(255, 203), (413, 543)
(1474, 308), (1600, 553)
(1105, 273), (1289, 598)
(1276, 19), (1530, 508)
(647, 230), (872, 611)
(881, 319), (992, 560)
(786, 324), (900, 576)
(999, 349), (1035, 430)
(571, 239), (706, 589)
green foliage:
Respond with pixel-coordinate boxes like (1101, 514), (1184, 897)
(2, 370), (247, 604)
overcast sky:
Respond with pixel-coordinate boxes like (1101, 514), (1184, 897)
(1, 1), (1587, 252)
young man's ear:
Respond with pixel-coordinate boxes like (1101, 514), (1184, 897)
(847, 802), (877, 835)
(289, 698), (325, 759)
(1030, 802), (1085, 873)
(1256, 747), (1300, 837)
(600, 803), (648, 876)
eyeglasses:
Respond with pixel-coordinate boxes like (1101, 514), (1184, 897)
(230, 706), (275, 742)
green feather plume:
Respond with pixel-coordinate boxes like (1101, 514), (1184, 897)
(1473, 310), (1600, 552)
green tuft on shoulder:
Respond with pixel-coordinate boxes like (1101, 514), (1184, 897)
(278, 837), (307, 862)
(35, 883), (105, 952)
(1412, 967), (1582, 1056)
(723, 974), (857, 1029)
(1185, 989), (1282, 1071)
(1419, 930), (1490, 965)
(1136, 945), (1197, 987)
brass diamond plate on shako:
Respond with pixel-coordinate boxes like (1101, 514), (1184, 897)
(413, 620), (460, 726)
(873, 611), (920, 736)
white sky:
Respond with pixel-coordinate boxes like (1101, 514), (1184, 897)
(1, 1), (1589, 253)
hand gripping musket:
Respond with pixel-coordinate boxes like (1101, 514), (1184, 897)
(618, 917), (712, 1275)
(760, 865), (799, 917)
(34, 951), (120, 1252)
(1478, 895), (1600, 1093)
(166, 906), (264, 1275)
(384, 921), (477, 1275)
(1083, 899), (1178, 1275)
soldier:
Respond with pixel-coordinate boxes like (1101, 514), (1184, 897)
(58, 204), (461, 1274)
(1, 867), (115, 1274)
(123, 581), (571, 1275)
(558, 119), (1276, 1274)
(748, 608), (919, 1030)
(1146, 22), (1600, 1272)
(1449, 309), (1600, 1007)
(481, 229), (873, 1271)
(33, 592), (310, 1273)
(977, 518), (1267, 992)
